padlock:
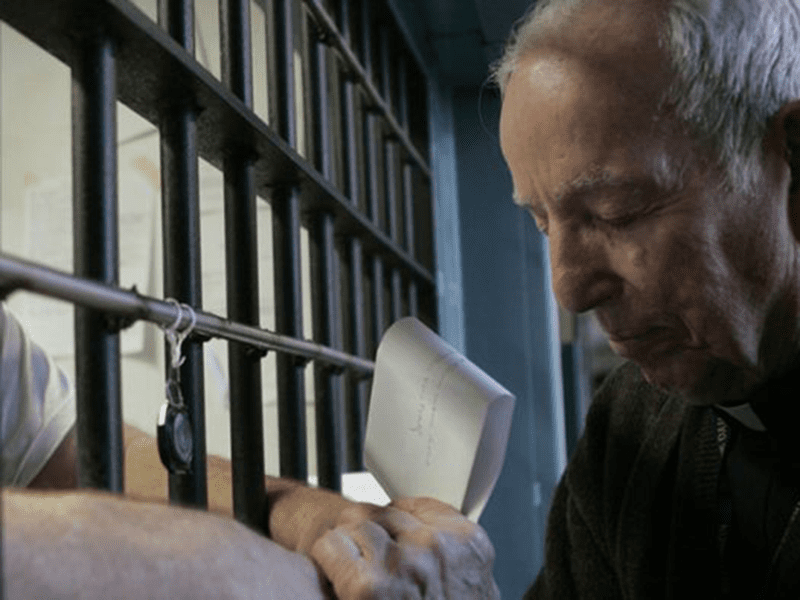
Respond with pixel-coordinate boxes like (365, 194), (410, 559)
(157, 381), (193, 474)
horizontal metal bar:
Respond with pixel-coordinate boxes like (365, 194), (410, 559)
(0, 253), (376, 375)
(0, 0), (434, 287)
(303, 0), (429, 176)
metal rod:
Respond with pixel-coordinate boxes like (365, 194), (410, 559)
(371, 255), (386, 346)
(385, 139), (399, 243)
(347, 237), (368, 470)
(397, 53), (409, 131)
(301, 0), (429, 176)
(403, 162), (415, 255)
(71, 32), (124, 493)
(409, 280), (418, 319)
(312, 34), (333, 179)
(220, 0), (267, 531)
(365, 112), (381, 226)
(275, 0), (297, 146)
(272, 187), (308, 480)
(220, 0), (254, 108)
(339, 0), (351, 44)
(0, 254), (375, 374)
(159, 0), (194, 53)
(379, 25), (391, 108)
(358, 0), (372, 80)
(311, 213), (344, 491)
(158, 0), (208, 509)
(341, 78), (360, 208)
(391, 268), (403, 322)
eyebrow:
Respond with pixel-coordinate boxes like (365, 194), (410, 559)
(513, 165), (686, 210)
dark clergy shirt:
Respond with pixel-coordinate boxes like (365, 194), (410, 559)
(715, 370), (800, 598)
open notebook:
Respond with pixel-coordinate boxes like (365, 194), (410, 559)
(364, 317), (515, 522)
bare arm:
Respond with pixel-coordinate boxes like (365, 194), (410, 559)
(30, 424), (499, 599)
(3, 488), (329, 600)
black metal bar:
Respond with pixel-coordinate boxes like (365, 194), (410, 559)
(379, 25), (391, 108)
(358, 0), (372, 80)
(220, 0), (266, 531)
(159, 0), (193, 53)
(72, 32), (123, 492)
(272, 187), (308, 480)
(0, 0), (435, 286)
(384, 139), (399, 242)
(403, 162), (415, 254)
(274, 0), (297, 147)
(391, 268), (403, 322)
(347, 237), (368, 470)
(158, 0), (208, 509)
(338, 0), (351, 44)
(220, 0), (254, 107)
(371, 255), (386, 346)
(397, 53), (409, 131)
(311, 213), (344, 491)
(0, 254), (376, 374)
(312, 34), (333, 179)
(409, 280), (418, 319)
(341, 78), (360, 208)
(302, 0), (427, 174)
(365, 112), (382, 226)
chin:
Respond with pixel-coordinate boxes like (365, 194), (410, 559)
(637, 354), (758, 406)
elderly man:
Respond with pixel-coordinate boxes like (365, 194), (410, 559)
(1, 301), (498, 599)
(496, 0), (800, 597)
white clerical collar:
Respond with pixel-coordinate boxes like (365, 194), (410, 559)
(715, 403), (767, 432)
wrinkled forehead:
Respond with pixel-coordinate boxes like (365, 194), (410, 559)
(499, 50), (669, 160)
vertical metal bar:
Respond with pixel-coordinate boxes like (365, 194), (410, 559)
(339, 0), (351, 44)
(72, 33), (123, 492)
(312, 33), (333, 179)
(397, 54), (409, 131)
(342, 78), (360, 207)
(379, 25), (391, 107)
(272, 187), (307, 480)
(310, 213), (344, 491)
(274, 0), (297, 146)
(347, 238), (367, 470)
(365, 112), (381, 226)
(359, 0), (372, 79)
(158, 0), (208, 509)
(391, 268), (402, 322)
(403, 162), (415, 254)
(220, 0), (266, 530)
(384, 140), (398, 242)
(371, 255), (385, 347)
(409, 280), (419, 318)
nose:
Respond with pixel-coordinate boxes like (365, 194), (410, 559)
(548, 222), (622, 314)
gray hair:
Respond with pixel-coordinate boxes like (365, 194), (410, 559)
(491, 0), (800, 194)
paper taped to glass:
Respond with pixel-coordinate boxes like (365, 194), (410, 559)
(364, 317), (515, 522)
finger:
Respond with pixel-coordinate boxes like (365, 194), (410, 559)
(349, 520), (392, 564)
(311, 527), (364, 579)
(312, 528), (425, 600)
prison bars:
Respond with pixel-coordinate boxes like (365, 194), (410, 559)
(0, 253), (376, 375)
(0, 0), (436, 525)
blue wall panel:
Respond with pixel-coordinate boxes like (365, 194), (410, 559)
(452, 85), (565, 598)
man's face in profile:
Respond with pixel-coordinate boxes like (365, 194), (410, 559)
(498, 2), (798, 404)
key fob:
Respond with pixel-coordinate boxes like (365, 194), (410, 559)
(157, 382), (193, 474)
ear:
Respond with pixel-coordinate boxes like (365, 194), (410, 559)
(770, 100), (800, 239)
(773, 100), (800, 192)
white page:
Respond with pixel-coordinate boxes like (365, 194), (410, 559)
(365, 317), (515, 521)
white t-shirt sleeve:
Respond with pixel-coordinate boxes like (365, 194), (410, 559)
(0, 305), (76, 486)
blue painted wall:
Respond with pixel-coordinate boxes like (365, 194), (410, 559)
(452, 85), (566, 598)
(387, 1), (567, 596)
